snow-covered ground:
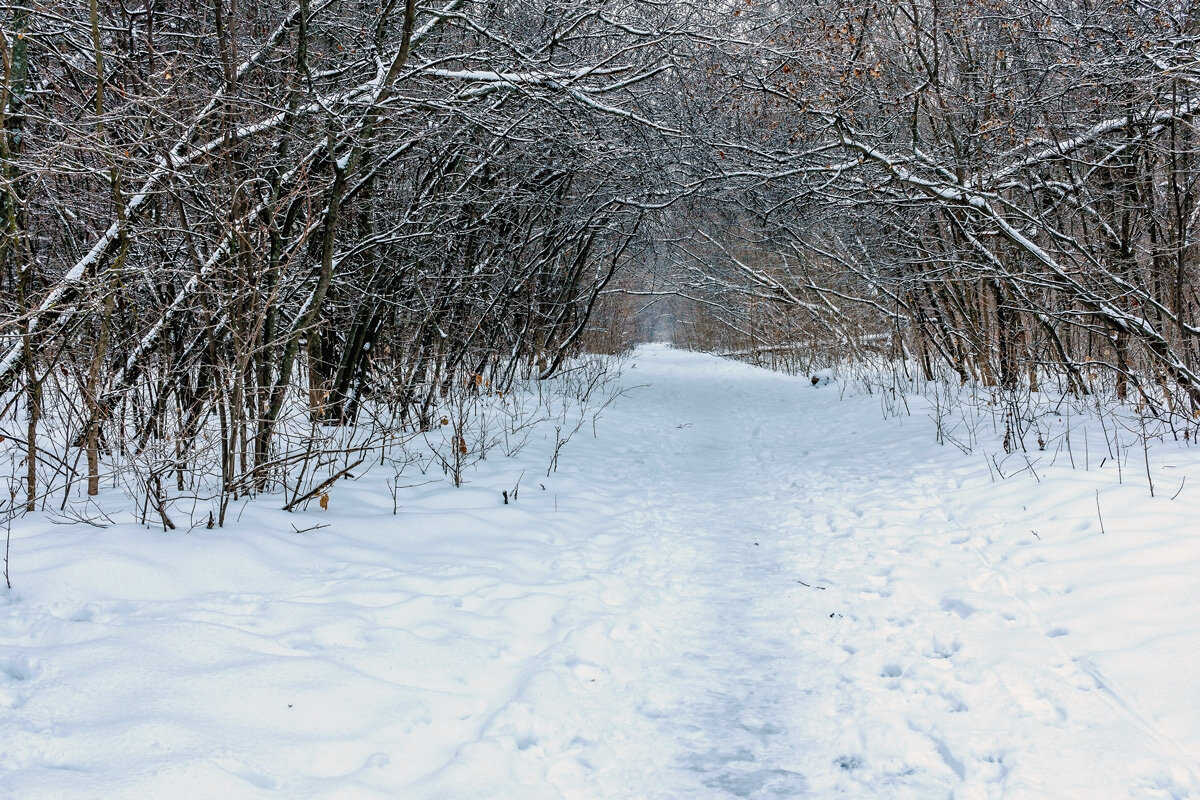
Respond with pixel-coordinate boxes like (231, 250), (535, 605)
(3, 344), (1200, 798)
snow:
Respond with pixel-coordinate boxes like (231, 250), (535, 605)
(3, 344), (1200, 798)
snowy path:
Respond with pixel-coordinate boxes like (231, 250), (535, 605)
(498, 348), (1200, 799)
(4, 346), (1200, 798)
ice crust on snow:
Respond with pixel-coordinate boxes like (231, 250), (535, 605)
(2, 344), (1199, 798)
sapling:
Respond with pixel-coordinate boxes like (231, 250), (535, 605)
(504, 471), (524, 505)
(1140, 414), (1155, 497)
(1064, 413), (1075, 469)
(3, 479), (13, 589)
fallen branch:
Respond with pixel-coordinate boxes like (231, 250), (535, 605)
(283, 458), (364, 512)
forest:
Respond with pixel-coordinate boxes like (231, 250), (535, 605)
(3, 0), (1200, 522)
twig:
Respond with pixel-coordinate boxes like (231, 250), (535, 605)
(147, 474), (175, 531)
(283, 457), (364, 512)
(291, 522), (330, 534)
(1171, 475), (1186, 501)
(1023, 454), (1041, 483)
(990, 454), (1007, 480)
(1095, 489), (1106, 535)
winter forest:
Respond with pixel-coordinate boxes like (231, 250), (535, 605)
(4, 0), (1200, 797)
(4, 0), (1200, 515)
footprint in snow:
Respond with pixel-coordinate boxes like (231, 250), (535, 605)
(219, 759), (279, 790)
(835, 754), (864, 771)
(705, 767), (808, 798)
(0, 656), (34, 683)
(939, 596), (977, 619)
(59, 600), (138, 624)
(924, 636), (962, 660)
(0, 656), (36, 709)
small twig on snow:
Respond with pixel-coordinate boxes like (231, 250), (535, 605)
(1171, 475), (1186, 501)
